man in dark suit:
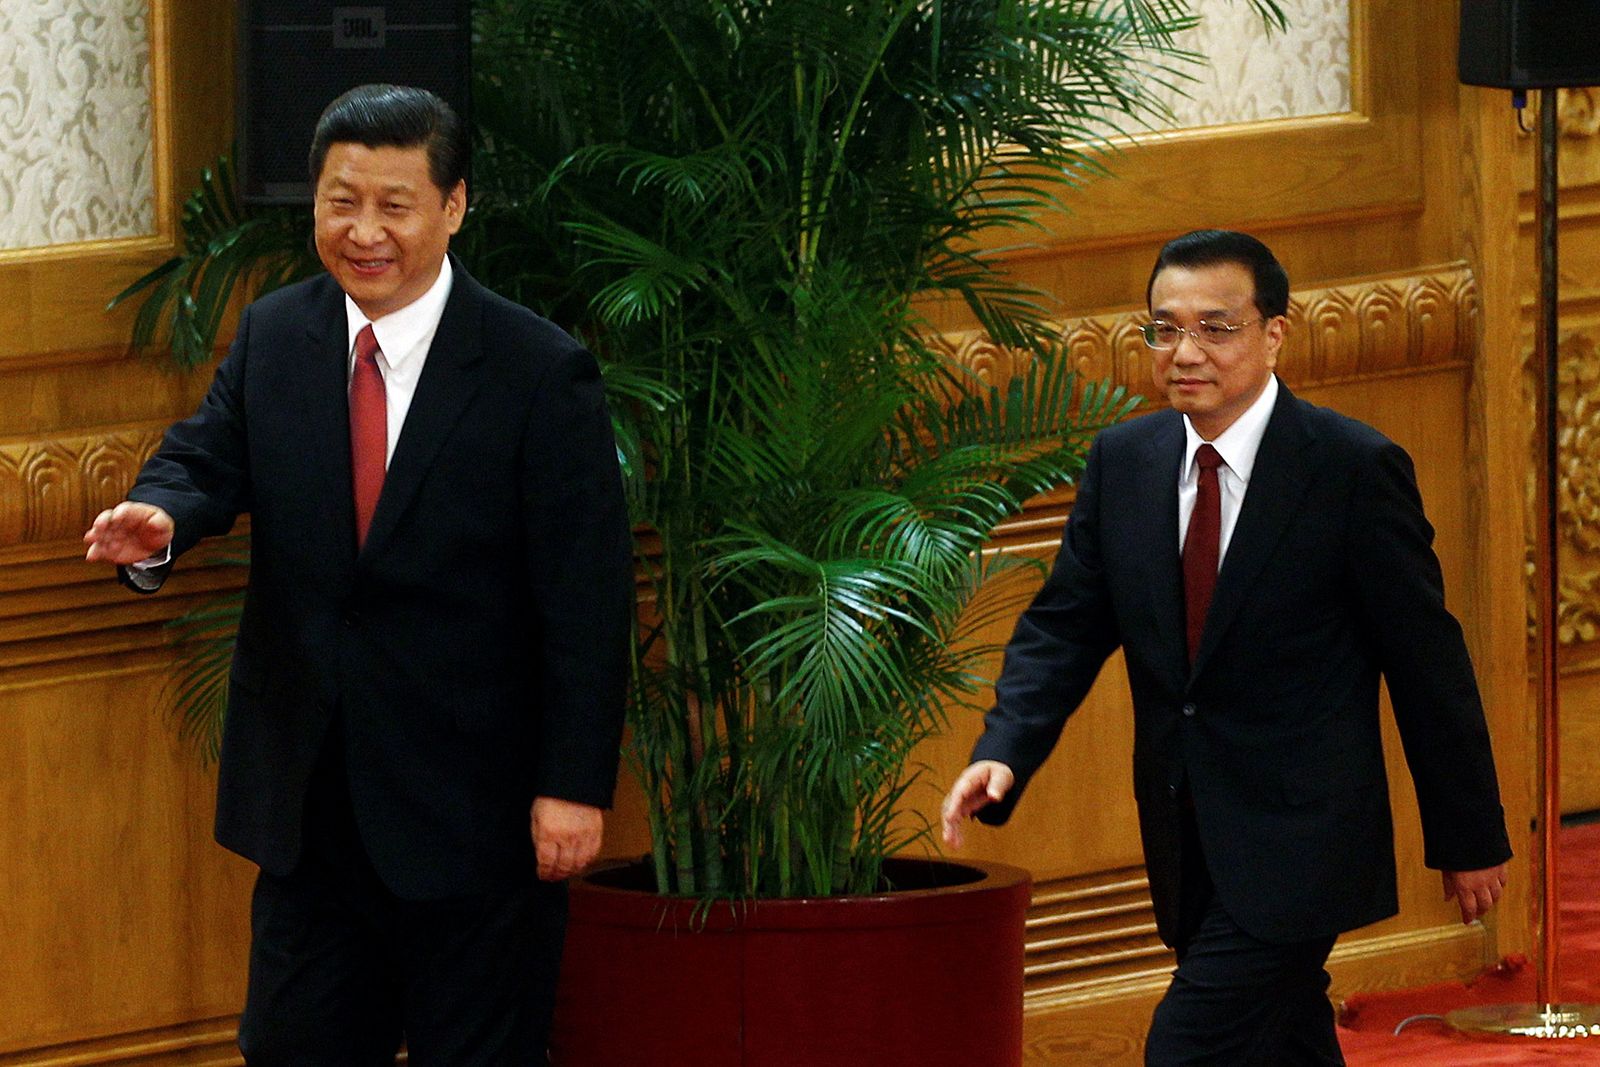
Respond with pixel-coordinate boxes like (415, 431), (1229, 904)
(83, 84), (632, 1064)
(941, 230), (1511, 1065)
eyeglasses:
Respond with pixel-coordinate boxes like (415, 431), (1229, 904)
(1139, 318), (1262, 350)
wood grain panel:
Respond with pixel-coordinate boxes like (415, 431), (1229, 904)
(1511, 88), (1600, 819)
(0, 666), (253, 1056)
(0, 2), (248, 1061)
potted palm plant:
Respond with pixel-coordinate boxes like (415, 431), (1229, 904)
(117, 1), (1285, 1061)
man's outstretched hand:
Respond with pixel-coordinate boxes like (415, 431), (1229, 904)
(83, 502), (174, 565)
(940, 760), (1015, 850)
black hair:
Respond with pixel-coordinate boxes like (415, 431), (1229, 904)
(1145, 229), (1290, 319)
(308, 84), (468, 196)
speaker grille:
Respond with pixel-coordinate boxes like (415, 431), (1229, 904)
(1514, 3), (1600, 84)
(238, 2), (471, 205)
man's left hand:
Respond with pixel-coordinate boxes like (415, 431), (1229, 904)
(531, 797), (604, 882)
(1443, 863), (1508, 925)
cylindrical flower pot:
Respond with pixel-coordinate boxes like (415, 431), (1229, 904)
(550, 858), (1031, 1067)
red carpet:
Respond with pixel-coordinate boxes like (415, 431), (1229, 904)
(1338, 823), (1600, 1064)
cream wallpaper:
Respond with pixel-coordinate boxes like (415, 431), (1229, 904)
(0, 0), (156, 251)
(1140, 0), (1351, 132)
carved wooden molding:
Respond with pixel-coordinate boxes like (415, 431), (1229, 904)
(931, 264), (1477, 402)
(1524, 325), (1600, 647)
(1562, 88), (1600, 138)
(1511, 89), (1600, 139)
(0, 426), (164, 549)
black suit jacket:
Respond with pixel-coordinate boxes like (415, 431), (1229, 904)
(124, 260), (633, 900)
(973, 381), (1511, 945)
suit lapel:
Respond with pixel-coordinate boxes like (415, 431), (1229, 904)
(1133, 413), (1188, 678)
(1189, 384), (1315, 681)
(302, 279), (360, 559)
(360, 262), (486, 559)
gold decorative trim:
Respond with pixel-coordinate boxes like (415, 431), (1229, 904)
(6, 267), (1479, 552)
(931, 264), (1477, 400)
(0, 427), (165, 548)
(1560, 88), (1600, 139)
(1521, 326), (1600, 647)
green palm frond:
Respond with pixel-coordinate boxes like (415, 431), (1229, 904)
(110, 156), (316, 368)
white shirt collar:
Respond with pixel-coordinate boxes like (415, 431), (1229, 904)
(1182, 373), (1279, 484)
(343, 255), (454, 366)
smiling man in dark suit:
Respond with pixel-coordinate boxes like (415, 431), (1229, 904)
(83, 84), (632, 1064)
(941, 230), (1511, 1065)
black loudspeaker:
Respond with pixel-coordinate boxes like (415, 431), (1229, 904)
(237, 2), (472, 205)
(1460, 0), (1600, 89)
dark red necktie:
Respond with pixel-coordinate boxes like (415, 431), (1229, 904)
(349, 324), (386, 548)
(1183, 444), (1223, 664)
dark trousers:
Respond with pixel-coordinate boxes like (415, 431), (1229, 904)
(237, 732), (567, 1066)
(1145, 805), (1345, 1067)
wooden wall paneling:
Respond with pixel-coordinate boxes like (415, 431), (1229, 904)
(0, 0), (250, 1061)
(1450, 78), (1536, 965)
(0, 659), (253, 1058)
(1509, 89), (1600, 817)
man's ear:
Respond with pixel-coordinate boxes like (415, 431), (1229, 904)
(1263, 314), (1287, 367)
(445, 179), (467, 233)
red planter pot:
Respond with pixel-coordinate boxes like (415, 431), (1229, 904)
(550, 858), (1031, 1067)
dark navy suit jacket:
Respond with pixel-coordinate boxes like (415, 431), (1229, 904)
(973, 381), (1511, 945)
(124, 259), (633, 900)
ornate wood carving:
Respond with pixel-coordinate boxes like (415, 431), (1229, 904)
(0, 426), (164, 548)
(930, 264), (1478, 400)
(1521, 325), (1600, 646)
(1559, 88), (1600, 139)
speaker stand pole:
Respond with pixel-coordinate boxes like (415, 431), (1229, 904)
(1447, 85), (1600, 1042)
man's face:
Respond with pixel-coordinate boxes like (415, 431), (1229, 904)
(313, 142), (465, 320)
(1147, 261), (1284, 440)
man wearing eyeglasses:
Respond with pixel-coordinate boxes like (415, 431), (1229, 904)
(942, 230), (1511, 1065)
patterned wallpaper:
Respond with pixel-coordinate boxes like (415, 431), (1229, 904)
(1140, 0), (1351, 131)
(0, 0), (155, 251)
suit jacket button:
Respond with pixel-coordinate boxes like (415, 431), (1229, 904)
(1182, 702), (1196, 717)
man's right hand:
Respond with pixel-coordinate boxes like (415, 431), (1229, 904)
(940, 760), (1016, 850)
(83, 502), (175, 565)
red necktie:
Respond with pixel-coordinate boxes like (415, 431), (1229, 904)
(1183, 443), (1223, 664)
(350, 324), (386, 548)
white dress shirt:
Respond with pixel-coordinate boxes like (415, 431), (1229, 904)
(344, 255), (455, 466)
(1176, 373), (1280, 565)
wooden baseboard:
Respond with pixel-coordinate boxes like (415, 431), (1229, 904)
(0, 1019), (240, 1067)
